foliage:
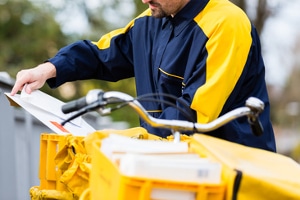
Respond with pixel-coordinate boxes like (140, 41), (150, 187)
(0, 0), (67, 76)
(0, 0), (69, 100)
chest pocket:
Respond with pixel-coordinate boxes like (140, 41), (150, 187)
(158, 67), (184, 97)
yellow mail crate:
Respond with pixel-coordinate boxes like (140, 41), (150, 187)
(90, 140), (226, 200)
(39, 133), (67, 190)
(30, 133), (86, 200)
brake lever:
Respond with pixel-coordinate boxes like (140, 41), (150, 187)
(248, 116), (264, 136)
(245, 97), (264, 136)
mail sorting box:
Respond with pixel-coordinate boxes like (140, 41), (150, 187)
(30, 134), (73, 200)
(89, 140), (226, 200)
(38, 133), (84, 191)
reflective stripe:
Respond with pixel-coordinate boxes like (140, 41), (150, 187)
(159, 68), (184, 80)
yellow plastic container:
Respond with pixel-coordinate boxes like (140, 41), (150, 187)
(30, 134), (72, 200)
(39, 133), (67, 190)
(31, 133), (91, 200)
(90, 140), (226, 200)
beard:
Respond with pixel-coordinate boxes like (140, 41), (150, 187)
(148, 2), (169, 18)
(151, 8), (168, 18)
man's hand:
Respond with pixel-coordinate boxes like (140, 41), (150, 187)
(10, 62), (57, 95)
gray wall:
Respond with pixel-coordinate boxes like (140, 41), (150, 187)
(0, 75), (44, 200)
(0, 73), (128, 200)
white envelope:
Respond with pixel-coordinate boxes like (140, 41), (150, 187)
(5, 89), (95, 136)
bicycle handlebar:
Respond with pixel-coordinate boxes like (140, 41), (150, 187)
(61, 89), (264, 136)
(62, 89), (104, 114)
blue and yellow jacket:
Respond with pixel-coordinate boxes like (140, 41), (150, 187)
(48, 0), (276, 151)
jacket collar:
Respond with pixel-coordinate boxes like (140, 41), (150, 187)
(162, 0), (209, 36)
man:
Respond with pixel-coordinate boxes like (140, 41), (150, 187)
(11, 0), (276, 152)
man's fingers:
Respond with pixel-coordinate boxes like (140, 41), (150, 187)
(10, 63), (56, 96)
(10, 83), (24, 96)
(25, 81), (41, 94)
(25, 84), (32, 94)
(10, 70), (29, 95)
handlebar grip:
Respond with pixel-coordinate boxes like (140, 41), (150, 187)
(62, 96), (87, 114)
(249, 118), (264, 136)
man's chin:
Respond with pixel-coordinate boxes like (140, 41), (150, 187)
(150, 10), (166, 18)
